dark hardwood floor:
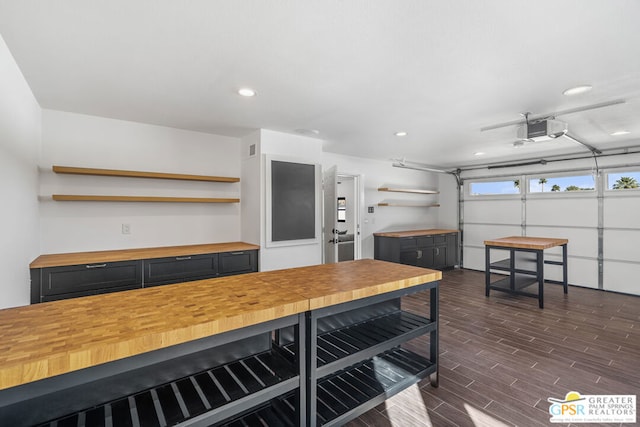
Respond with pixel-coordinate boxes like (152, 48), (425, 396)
(346, 269), (640, 427)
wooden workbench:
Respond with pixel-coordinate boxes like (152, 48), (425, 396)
(0, 259), (440, 426)
(485, 236), (568, 308)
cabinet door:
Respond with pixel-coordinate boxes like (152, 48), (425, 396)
(399, 249), (419, 266)
(219, 250), (258, 276)
(416, 247), (436, 269)
(432, 245), (447, 269)
(144, 253), (218, 286)
(41, 261), (142, 302)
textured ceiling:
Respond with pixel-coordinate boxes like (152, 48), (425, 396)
(1, 0), (639, 168)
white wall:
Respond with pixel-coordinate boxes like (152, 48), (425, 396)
(240, 130), (261, 246)
(322, 153), (441, 259)
(0, 35), (41, 309)
(258, 130), (324, 271)
(39, 110), (242, 253)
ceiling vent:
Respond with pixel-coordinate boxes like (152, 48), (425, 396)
(517, 119), (568, 142)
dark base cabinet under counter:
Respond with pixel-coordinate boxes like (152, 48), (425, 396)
(374, 229), (459, 270)
(30, 242), (259, 303)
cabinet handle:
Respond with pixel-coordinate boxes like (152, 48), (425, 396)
(175, 256), (192, 261)
(85, 263), (107, 269)
(417, 250), (422, 259)
(230, 252), (244, 255)
(435, 247), (440, 256)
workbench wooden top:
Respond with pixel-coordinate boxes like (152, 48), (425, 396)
(29, 242), (260, 268)
(257, 259), (441, 310)
(484, 236), (568, 250)
(0, 259), (439, 390)
(0, 274), (308, 391)
(373, 229), (459, 238)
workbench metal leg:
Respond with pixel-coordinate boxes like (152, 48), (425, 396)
(305, 311), (317, 427)
(562, 244), (568, 294)
(296, 313), (306, 427)
(485, 246), (491, 297)
(509, 248), (516, 291)
(429, 285), (439, 387)
(537, 250), (544, 309)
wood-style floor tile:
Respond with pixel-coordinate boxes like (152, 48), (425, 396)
(351, 269), (640, 427)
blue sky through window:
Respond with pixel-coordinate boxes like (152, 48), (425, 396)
(529, 175), (594, 192)
(469, 181), (519, 195)
(607, 172), (640, 190)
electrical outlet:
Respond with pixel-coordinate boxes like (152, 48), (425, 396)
(122, 224), (131, 234)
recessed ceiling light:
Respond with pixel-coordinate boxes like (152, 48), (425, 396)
(394, 131), (408, 137)
(238, 88), (256, 97)
(610, 130), (630, 136)
(474, 152), (485, 156)
(563, 85), (592, 96)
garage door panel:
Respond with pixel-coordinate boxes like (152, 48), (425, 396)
(464, 199), (521, 224)
(603, 196), (640, 228)
(603, 261), (640, 295)
(464, 224), (521, 247)
(462, 246), (486, 270)
(542, 256), (597, 289)
(527, 198), (597, 227)
(603, 229), (640, 262)
(526, 226), (597, 258)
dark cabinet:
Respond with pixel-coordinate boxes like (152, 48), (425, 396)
(144, 253), (218, 286)
(34, 261), (142, 302)
(375, 231), (458, 270)
(31, 248), (259, 303)
(219, 250), (258, 276)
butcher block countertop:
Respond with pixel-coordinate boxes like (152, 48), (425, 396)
(0, 259), (439, 390)
(29, 242), (260, 269)
(258, 259), (441, 310)
(373, 229), (459, 238)
(484, 236), (568, 250)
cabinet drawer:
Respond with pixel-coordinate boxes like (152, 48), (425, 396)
(219, 250), (258, 276)
(399, 238), (417, 249)
(433, 234), (446, 244)
(417, 236), (434, 247)
(144, 253), (218, 286)
(41, 261), (142, 300)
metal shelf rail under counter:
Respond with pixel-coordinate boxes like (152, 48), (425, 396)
(0, 259), (440, 427)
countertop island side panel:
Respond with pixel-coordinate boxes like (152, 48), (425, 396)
(0, 259), (440, 391)
(29, 242), (260, 268)
(373, 229), (459, 238)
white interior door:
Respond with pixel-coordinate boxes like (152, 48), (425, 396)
(323, 166), (338, 263)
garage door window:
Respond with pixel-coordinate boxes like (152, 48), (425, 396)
(528, 174), (595, 193)
(469, 180), (521, 196)
(607, 171), (640, 190)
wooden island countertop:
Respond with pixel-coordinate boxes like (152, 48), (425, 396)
(29, 242), (260, 269)
(0, 259), (439, 391)
(373, 229), (459, 238)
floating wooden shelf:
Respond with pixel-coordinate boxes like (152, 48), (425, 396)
(52, 195), (239, 203)
(378, 187), (439, 194)
(53, 165), (240, 183)
(377, 203), (440, 207)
